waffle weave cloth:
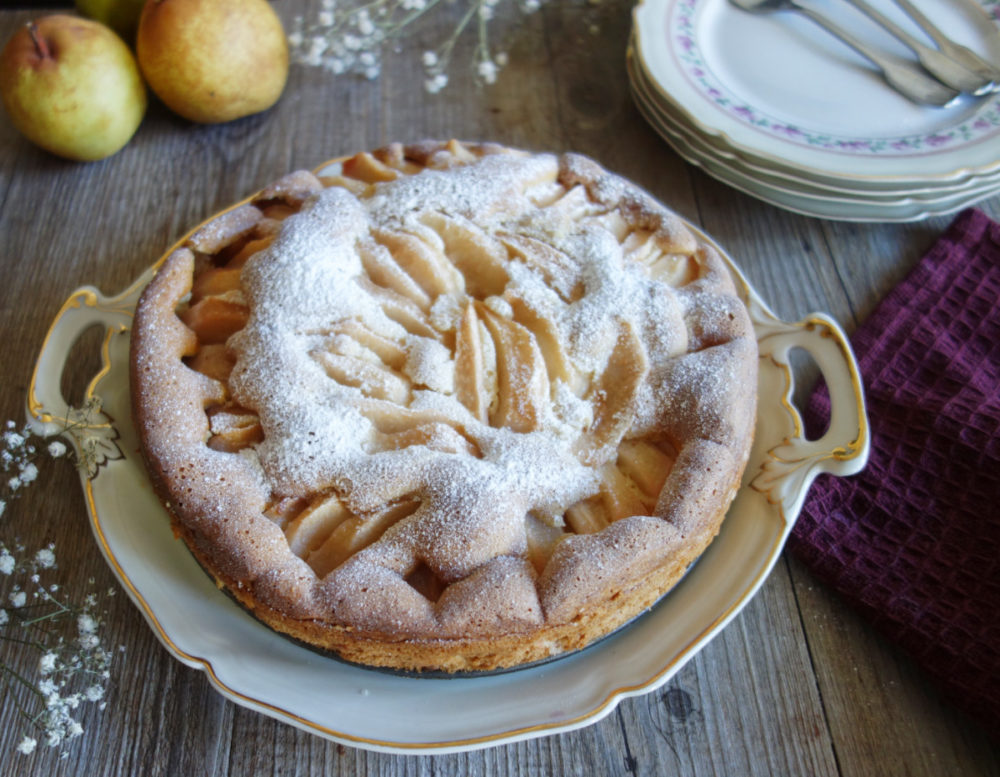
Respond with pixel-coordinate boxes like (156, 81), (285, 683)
(788, 208), (999, 734)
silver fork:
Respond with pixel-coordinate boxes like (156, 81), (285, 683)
(729, 0), (960, 106)
(844, 0), (995, 94)
(891, 0), (1000, 91)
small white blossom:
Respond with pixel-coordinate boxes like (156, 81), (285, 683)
(19, 462), (38, 484)
(10, 590), (26, 607)
(0, 608), (8, 625)
(35, 547), (55, 569)
(79, 633), (99, 650)
(3, 431), (25, 450)
(67, 721), (83, 739)
(0, 550), (13, 574)
(17, 736), (37, 755)
(318, 10), (334, 25)
(422, 50), (438, 67)
(477, 59), (499, 84)
(425, 73), (448, 93)
(77, 613), (97, 635)
(0, 499), (5, 518)
(39, 652), (58, 675)
(85, 685), (104, 702)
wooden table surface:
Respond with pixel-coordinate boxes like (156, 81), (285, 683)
(1, 2), (998, 774)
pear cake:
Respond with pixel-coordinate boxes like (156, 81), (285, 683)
(130, 140), (758, 673)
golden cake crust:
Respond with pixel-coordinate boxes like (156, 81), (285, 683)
(129, 140), (758, 672)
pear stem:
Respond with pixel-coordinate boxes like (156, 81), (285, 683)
(26, 22), (51, 61)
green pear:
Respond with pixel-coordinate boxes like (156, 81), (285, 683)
(136, 0), (288, 124)
(75, 0), (146, 44)
(0, 15), (146, 161)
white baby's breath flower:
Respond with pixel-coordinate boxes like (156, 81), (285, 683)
(78, 633), (99, 650)
(357, 10), (374, 35)
(39, 652), (58, 675)
(425, 73), (448, 93)
(477, 59), (499, 83)
(35, 547), (56, 569)
(1, 413), (118, 757)
(39, 678), (58, 699)
(0, 499), (6, 518)
(290, 0), (540, 92)
(84, 685), (104, 702)
(3, 431), (25, 450)
(17, 736), (37, 755)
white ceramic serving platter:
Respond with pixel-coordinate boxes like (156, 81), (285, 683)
(27, 166), (869, 753)
(633, 0), (1000, 186)
(628, 39), (1000, 201)
(628, 44), (1000, 220)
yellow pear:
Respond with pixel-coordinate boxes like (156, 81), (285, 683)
(75, 0), (145, 43)
(0, 15), (146, 161)
(136, 0), (289, 124)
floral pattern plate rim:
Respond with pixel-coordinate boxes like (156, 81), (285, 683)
(26, 177), (868, 753)
(633, 0), (1000, 183)
(628, 40), (1000, 220)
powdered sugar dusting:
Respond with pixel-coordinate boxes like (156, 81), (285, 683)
(225, 148), (750, 580)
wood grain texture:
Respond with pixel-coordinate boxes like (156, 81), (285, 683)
(1, 2), (999, 774)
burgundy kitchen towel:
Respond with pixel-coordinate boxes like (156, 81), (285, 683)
(788, 208), (1000, 735)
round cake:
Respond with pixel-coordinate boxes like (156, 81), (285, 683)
(130, 140), (758, 672)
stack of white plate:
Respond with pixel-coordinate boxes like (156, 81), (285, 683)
(629, 0), (1000, 221)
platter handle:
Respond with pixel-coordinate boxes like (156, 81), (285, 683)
(751, 311), (870, 522)
(27, 285), (134, 441)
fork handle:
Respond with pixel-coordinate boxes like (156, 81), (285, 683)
(791, 1), (959, 105)
(846, 0), (992, 94)
(891, 0), (1000, 86)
